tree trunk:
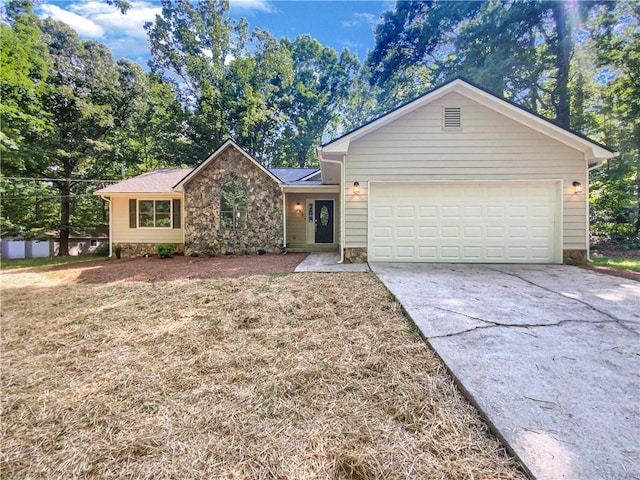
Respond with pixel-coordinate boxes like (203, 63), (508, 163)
(57, 180), (71, 256)
(552, 2), (571, 129)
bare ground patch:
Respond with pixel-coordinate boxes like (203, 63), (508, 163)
(1, 267), (525, 479)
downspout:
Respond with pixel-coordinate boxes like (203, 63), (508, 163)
(318, 156), (346, 264)
(100, 196), (112, 258)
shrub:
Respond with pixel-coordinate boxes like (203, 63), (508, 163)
(93, 242), (109, 257)
(257, 248), (267, 255)
(157, 244), (175, 259)
(114, 245), (122, 259)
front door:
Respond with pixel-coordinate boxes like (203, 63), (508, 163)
(314, 200), (334, 243)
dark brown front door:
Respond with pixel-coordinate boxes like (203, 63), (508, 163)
(314, 200), (334, 243)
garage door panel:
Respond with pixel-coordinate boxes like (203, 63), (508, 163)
(374, 226), (392, 239)
(369, 182), (558, 263)
(375, 206), (393, 218)
(396, 226), (415, 238)
(418, 226), (437, 238)
(442, 206), (461, 218)
(396, 246), (415, 258)
(441, 226), (461, 239)
(463, 226), (482, 239)
(418, 246), (437, 259)
(419, 206), (437, 218)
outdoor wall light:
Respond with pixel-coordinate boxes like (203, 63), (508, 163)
(572, 181), (583, 194)
(295, 202), (303, 216)
(353, 181), (360, 194)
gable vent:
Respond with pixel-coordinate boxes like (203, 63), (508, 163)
(443, 107), (462, 129)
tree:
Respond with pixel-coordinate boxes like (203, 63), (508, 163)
(278, 35), (359, 167)
(589, 2), (640, 242)
(0, 0), (50, 170)
(145, 0), (249, 161)
(365, 0), (606, 128)
(4, 16), (144, 254)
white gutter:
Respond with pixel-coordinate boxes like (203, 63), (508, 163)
(100, 196), (113, 258)
(317, 155), (345, 263)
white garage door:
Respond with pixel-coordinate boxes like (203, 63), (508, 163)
(369, 182), (560, 263)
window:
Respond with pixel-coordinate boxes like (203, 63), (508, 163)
(220, 181), (247, 230)
(443, 106), (462, 129)
(139, 200), (172, 228)
(90, 239), (98, 247)
(129, 199), (180, 229)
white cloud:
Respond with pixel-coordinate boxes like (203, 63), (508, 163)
(230, 0), (274, 13)
(39, 0), (161, 60)
(92, 4), (161, 39)
(40, 4), (105, 37)
(342, 12), (379, 28)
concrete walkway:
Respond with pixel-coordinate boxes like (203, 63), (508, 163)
(294, 252), (370, 272)
(371, 263), (640, 480)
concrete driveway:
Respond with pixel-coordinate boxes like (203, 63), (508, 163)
(370, 263), (640, 480)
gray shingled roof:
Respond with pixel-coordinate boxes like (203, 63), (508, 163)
(95, 166), (323, 194)
(269, 168), (320, 184)
(95, 168), (193, 194)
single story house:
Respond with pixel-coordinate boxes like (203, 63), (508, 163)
(95, 78), (616, 264)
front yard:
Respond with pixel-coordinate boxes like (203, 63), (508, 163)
(1, 257), (524, 479)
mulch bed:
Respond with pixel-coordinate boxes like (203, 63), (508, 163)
(42, 253), (308, 283)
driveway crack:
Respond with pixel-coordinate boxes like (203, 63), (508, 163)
(427, 305), (637, 339)
(480, 266), (639, 335)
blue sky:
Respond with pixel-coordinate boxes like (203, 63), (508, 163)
(35, 0), (392, 67)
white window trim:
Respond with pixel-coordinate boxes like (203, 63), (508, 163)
(138, 199), (173, 229)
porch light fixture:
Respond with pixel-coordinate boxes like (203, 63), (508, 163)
(572, 181), (583, 194)
(353, 181), (360, 194)
(295, 202), (303, 216)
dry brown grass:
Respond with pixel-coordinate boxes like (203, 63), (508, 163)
(1, 266), (525, 479)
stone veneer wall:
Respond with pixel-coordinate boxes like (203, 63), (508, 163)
(183, 146), (284, 256)
(115, 243), (184, 258)
(562, 249), (587, 265)
(344, 247), (368, 264)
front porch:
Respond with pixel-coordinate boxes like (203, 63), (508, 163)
(283, 188), (341, 254)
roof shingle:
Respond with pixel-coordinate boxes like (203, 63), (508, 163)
(95, 168), (193, 194)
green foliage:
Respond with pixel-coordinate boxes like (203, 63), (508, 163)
(0, 1), (51, 168)
(590, 256), (640, 273)
(1, 255), (106, 271)
(93, 242), (110, 257)
(156, 244), (175, 258)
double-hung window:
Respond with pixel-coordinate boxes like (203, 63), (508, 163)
(139, 200), (172, 228)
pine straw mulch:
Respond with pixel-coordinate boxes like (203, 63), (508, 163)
(1, 267), (526, 479)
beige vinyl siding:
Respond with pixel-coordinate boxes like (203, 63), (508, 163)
(111, 195), (184, 244)
(285, 193), (340, 248)
(344, 91), (587, 250)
